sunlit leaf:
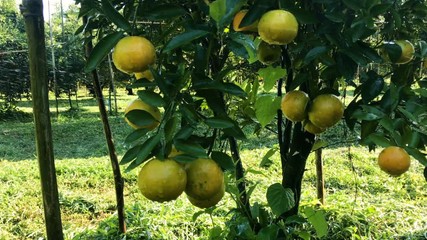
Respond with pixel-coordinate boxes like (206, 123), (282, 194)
(84, 32), (124, 72)
(255, 95), (281, 127)
(266, 183), (295, 217)
(101, 0), (132, 33)
(258, 66), (287, 92)
(164, 30), (210, 52)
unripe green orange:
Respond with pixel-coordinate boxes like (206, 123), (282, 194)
(281, 90), (309, 122)
(308, 94), (344, 129)
(258, 10), (298, 45)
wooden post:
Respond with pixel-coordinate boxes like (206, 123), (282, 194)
(20, 0), (64, 239)
(315, 148), (325, 205)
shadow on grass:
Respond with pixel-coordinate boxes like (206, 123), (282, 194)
(0, 108), (130, 161)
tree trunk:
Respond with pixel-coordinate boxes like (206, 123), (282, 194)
(82, 16), (126, 234)
(281, 124), (315, 217)
(20, 1), (64, 239)
(316, 148), (325, 205)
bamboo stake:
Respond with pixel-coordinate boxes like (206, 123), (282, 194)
(20, 0), (64, 239)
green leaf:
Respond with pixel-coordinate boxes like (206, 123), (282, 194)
(258, 66), (286, 92)
(120, 144), (142, 165)
(228, 32), (257, 63)
(382, 42), (402, 63)
(343, 0), (365, 10)
(255, 95), (281, 127)
(240, 0), (273, 27)
(173, 154), (198, 163)
(257, 224), (279, 240)
(370, 3), (392, 16)
(193, 81), (247, 97)
(84, 31), (124, 72)
(366, 133), (393, 147)
(304, 46), (329, 64)
(259, 147), (277, 168)
(164, 30), (210, 52)
(175, 125), (194, 140)
(209, 0), (227, 25)
(311, 140), (328, 151)
(125, 109), (158, 127)
(361, 71), (384, 103)
(211, 151), (235, 171)
(100, 0), (132, 33)
(266, 183), (295, 217)
(405, 147), (427, 166)
(173, 140), (207, 158)
(351, 106), (385, 121)
(137, 90), (165, 107)
(222, 121), (247, 140)
(303, 206), (328, 238)
(164, 116), (179, 142)
(145, 4), (187, 21)
(205, 117), (235, 129)
(125, 134), (161, 172)
(124, 128), (149, 144)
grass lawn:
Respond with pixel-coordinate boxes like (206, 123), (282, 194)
(0, 89), (426, 239)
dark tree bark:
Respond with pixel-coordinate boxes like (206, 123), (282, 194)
(82, 16), (126, 234)
(20, 0), (64, 239)
(316, 148), (325, 205)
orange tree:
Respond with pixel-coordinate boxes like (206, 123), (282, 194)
(81, 0), (427, 238)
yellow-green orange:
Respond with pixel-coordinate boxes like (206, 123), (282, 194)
(124, 98), (161, 130)
(257, 41), (282, 64)
(281, 90), (309, 122)
(258, 10), (298, 45)
(303, 120), (325, 134)
(378, 146), (411, 177)
(185, 158), (224, 200)
(135, 68), (154, 81)
(394, 40), (415, 64)
(112, 36), (156, 74)
(137, 158), (187, 202)
(308, 94), (344, 129)
(187, 182), (225, 209)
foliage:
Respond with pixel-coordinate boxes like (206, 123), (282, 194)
(75, 0), (427, 237)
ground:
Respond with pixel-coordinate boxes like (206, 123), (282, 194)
(0, 89), (426, 239)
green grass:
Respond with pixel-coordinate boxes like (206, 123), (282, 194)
(0, 90), (426, 239)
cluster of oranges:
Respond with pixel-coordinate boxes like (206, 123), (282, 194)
(233, 9), (298, 65)
(137, 154), (225, 209)
(112, 36), (225, 208)
(281, 91), (344, 134)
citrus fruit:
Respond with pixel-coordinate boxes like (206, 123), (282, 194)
(185, 158), (224, 200)
(137, 158), (187, 202)
(308, 94), (344, 129)
(281, 90), (310, 122)
(378, 146), (411, 176)
(303, 120), (325, 134)
(258, 9), (298, 45)
(232, 10), (258, 32)
(112, 36), (156, 74)
(257, 40), (282, 64)
(394, 40), (415, 64)
(168, 146), (183, 158)
(135, 68), (154, 81)
(187, 182), (225, 209)
(124, 98), (161, 130)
